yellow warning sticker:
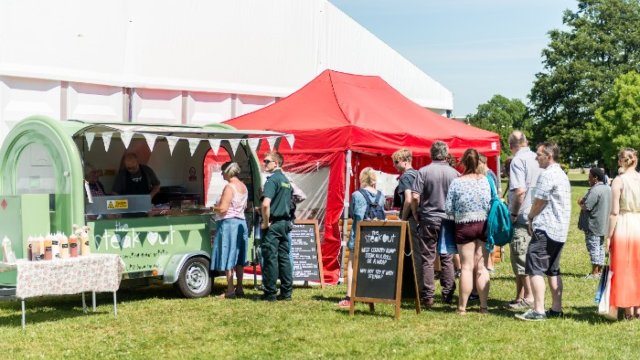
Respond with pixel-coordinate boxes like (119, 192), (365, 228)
(107, 199), (129, 209)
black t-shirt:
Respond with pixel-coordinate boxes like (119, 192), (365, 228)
(112, 164), (160, 195)
(393, 168), (418, 209)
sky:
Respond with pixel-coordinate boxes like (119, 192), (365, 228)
(330, 0), (577, 117)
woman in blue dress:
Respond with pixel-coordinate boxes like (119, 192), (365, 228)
(211, 162), (248, 298)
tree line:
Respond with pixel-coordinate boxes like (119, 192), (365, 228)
(467, 0), (640, 172)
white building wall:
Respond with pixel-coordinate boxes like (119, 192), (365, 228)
(0, 0), (453, 145)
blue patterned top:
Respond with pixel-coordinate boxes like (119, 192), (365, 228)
(445, 177), (491, 224)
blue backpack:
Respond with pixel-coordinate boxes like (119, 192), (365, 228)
(359, 189), (386, 220)
(485, 175), (512, 250)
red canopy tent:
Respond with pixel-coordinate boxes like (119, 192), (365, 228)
(223, 69), (500, 285)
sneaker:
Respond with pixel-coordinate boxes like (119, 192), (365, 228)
(454, 270), (461, 278)
(442, 282), (456, 304)
(443, 292), (455, 305)
(260, 294), (277, 302)
(420, 298), (434, 309)
(546, 309), (564, 318)
(508, 298), (532, 310)
(337, 298), (351, 308)
(276, 294), (292, 301)
(468, 293), (480, 302)
(515, 309), (546, 321)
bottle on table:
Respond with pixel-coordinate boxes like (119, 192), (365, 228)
(43, 235), (53, 260)
(59, 233), (69, 259)
(69, 234), (79, 258)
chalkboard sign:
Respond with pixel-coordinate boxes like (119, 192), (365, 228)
(350, 221), (420, 320)
(290, 220), (324, 287)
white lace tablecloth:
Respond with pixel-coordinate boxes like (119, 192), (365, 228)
(15, 254), (124, 299)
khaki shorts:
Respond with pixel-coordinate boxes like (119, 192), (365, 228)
(510, 225), (532, 275)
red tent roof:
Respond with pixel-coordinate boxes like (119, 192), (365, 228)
(225, 69), (499, 157)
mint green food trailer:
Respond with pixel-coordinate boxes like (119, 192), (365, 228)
(0, 115), (281, 298)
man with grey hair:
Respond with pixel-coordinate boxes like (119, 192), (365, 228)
(506, 130), (540, 309)
(411, 141), (459, 308)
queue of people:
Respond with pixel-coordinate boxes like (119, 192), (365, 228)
(100, 139), (640, 322)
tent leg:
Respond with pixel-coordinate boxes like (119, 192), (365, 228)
(495, 154), (501, 194)
(339, 150), (352, 283)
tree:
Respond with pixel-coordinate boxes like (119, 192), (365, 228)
(467, 95), (533, 159)
(529, 0), (640, 163)
(588, 71), (640, 171)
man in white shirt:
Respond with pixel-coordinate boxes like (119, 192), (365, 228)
(515, 142), (571, 321)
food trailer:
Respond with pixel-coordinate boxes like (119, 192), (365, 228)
(0, 115), (286, 298)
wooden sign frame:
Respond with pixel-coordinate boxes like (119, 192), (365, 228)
(349, 220), (420, 320)
(292, 219), (325, 288)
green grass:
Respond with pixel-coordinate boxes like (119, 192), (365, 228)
(2, 173), (640, 359)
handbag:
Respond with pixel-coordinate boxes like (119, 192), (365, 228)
(438, 219), (458, 255)
(596, 264), (617, 319)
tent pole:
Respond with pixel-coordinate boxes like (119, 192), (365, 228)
(495, 154), (501, 194)
(339, 150), (352, 283)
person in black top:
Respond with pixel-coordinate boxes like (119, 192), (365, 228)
(392, 148), (423, 298)
(112, 153), (161, 200)
(260, 151), (293, 301)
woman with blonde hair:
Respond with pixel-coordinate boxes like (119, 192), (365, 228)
(337, 167), (386, 308)
(211, 162), (249, 299)
(608, 148), (640, 319)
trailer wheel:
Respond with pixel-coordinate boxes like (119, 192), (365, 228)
(176, 257), (212, 298)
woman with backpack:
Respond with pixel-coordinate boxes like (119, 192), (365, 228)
(445, 149), (492, 315)
(337, 167), (386, 308)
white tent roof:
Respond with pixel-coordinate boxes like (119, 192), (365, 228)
(0, 0), (453, 111)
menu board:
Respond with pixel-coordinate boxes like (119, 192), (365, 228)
(350, 221), (420, 320)
(353, 223), (403, 300)
(290, 220), (324, 287)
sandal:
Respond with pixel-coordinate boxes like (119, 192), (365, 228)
(480, 306), (489, 315)
(625, 313), (635, 321)
(234, 288), (245, 298)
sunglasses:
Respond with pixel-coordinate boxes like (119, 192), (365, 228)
(263, 159), (274, 165)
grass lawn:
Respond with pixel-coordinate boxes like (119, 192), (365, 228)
(2, 173), (640, 359)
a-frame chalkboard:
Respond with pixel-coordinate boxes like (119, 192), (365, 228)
(349, 220), (420, 320)
(290, 219), (325, 288)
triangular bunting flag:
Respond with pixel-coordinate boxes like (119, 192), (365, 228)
(227, 139), (241, 156)
(120, 131), (134, 149)
(285, 134), (295, 149)
(247, 138), (261, 153)
(266, 136), (278, 151)
(102, 132), (113, 152)
(208, 139), (221, 156)
(166, 136), (180, 156)
(188, 138), (200, 157)
(142, 133), (158, 151)
(85, 132), (96, 150)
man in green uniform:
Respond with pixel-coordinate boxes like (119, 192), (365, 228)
(260, 151), (294, 301)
